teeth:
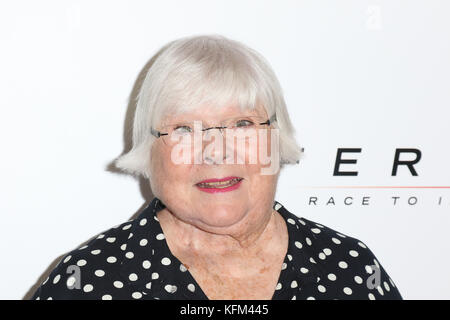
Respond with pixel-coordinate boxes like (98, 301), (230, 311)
(197, 178), (242, 188)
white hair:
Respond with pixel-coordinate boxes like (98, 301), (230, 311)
(114, 34), (303, 179)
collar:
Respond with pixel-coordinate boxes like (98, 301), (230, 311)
(119, 197), (326, 300)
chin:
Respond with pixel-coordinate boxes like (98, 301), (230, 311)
(197, 207), (247, 229)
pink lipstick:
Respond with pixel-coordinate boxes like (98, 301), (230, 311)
(195, 176), (243, 193)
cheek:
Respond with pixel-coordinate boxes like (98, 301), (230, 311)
(237, 130), (273, 168)
(150, 145), (187, 193)
(159, 153), (195, 192)
(258, 129), (274, 157)
(247, 173), (278, 204)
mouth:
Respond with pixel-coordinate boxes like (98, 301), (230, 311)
(195, 176), (244, 193)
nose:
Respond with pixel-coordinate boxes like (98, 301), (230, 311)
(200, 128), (231, 165)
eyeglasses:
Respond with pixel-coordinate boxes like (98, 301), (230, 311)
(151, 114), (276, 146)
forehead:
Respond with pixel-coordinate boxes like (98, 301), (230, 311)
(161, 103), (267, 125)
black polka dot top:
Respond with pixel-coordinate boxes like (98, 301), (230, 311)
(31, 197), (403, 300)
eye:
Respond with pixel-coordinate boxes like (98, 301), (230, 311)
(173, 125), (193, 134)
(235, 119), (255, 128)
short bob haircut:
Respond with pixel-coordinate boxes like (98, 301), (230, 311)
(114, 34), (303, 179)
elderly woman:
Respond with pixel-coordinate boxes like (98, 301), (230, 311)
(31, 34), (402, 300)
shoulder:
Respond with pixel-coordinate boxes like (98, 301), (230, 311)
(275, 202), (403, 299)
(298, 216), (371, 258)
(275, 201), (373, 259)
(30, 217), (139, 300)
(300, 217), (403, 299)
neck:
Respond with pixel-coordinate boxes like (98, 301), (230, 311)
(157, 207), (287, 275)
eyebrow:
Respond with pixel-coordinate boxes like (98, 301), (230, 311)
(160, 114), (264, 126)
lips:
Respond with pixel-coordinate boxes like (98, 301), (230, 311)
(195, 176), (243, 192)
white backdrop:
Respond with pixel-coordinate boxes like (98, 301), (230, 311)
(1, 0), (449, 299)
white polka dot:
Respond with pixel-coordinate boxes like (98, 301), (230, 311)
(298, 219), (306, 225)
(343, 287), (352, 295)
(63, 255), (72, 263)
(368, 293), (376, 300)
(287, 254), (292, 261)
(120, 244), (127, 251)
(83, 284), (94, 292)
(122, 224), (132, 230)
(318, 285), (326, 293)
(102, 294), (112, 300)
(187, 284), (195, 292)
(307, 296), (315, 300)
(349, 250), (359, 257)
(328, 273), (336, 281)
(354, 276), (363, 284)
(165, 284), (177, 293)
(129, 273), (138, 281)
(113, 281), (123, 288)
(142, 260), (151, 269)
(294, 241), (303, 249)
(132, 292), (142, 299)
(384, 281), (390, 292)
(77, 259), (87, 267)
(276, 283), (282, 290)
(91, 249), (101, 255)
(52, 274), (61, 284)
(310, 257), (317, 264)
(338, 261), (348, 269)
(319, 252), (326, 260)
(300, 267), (309, 274)
(151, 272), (159, 279)
(336, 232), (346, 238)
(281, 263), (287, 270)
(78, 245), (88, 250)
(377, 286), (384, 296)
(139, 218), (147, 226)
(373, 259), (380, 269)
(180, 264), (187, 272)
(292, 295), (296, 300)
(323, 248), (332, 256)
(125, 251), (134, 259)
(311, 228), (321, 234)
(47, 297), (53, 300)
(306, 237), (312, 246)
(365, 265), (373, 274)
(97, 234), (105, 239)
(332, 237), (341, 245)
(156, 233), (165, 240)
(139, 239), (148, 246)
(146, 282), (152, 289)
(358, 241), (367, 249)
(106, 237), (116, 243)
(66, 276), (76, 287)
(287, 218), (295, 225)
(128, 233), (133, 239)
(389, 278), (396, 288)
(107, 256), (117, 263)
(274, 203), (282, 210)
(161, 257), (171, 265)
(291, 280), (298, 288)
(95, 270), (105, 277)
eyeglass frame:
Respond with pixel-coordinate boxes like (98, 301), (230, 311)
(150, 113), (277, 139)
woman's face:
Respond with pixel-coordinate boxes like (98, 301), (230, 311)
(149, 102), (280, 236)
